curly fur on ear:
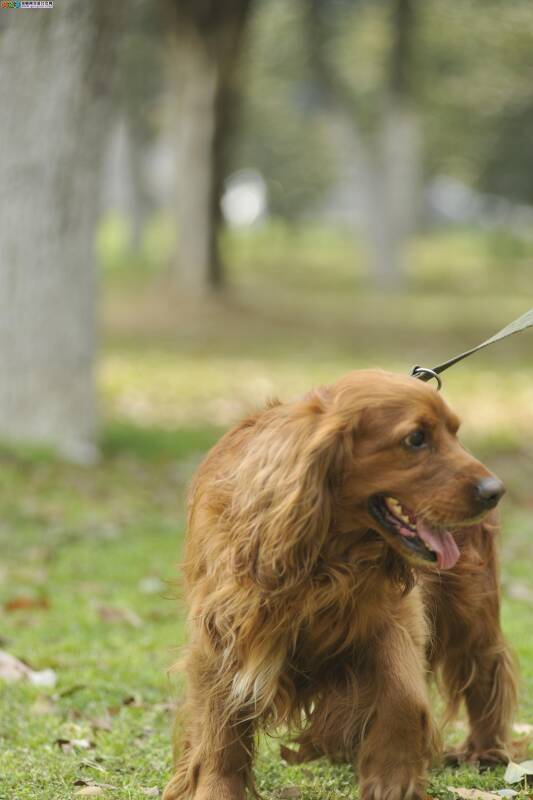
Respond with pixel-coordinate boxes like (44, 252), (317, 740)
(225, 392), (344, 592)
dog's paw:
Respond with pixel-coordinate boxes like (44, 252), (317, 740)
(444, 740), (510, 769)
(163, 771), (246, 800)
(360, 768), (426, 800)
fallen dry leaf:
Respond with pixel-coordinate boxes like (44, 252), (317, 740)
(506, 583), (533, 604)
(107, 694), (144, 717)
(504, 760), (533, 783)
(71, 739), (93, 750)
(280, 788), (301, 799)
(447, 788), (501, 800)
(91, 716), (113, 732)
(141, 789), (160, 797)
(514, 723), (533, 735)
(96, 604), (142, 627)
(4, 595), (49, 611)
(0, 650), (33, 682)
(122, 694), (143, 707)
(56, 737), (94, 753)
(29, 667), (56, 688)
(0, 649), (56, 687)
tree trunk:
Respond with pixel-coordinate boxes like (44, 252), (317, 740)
(165, 0), (252, 296)
(366, 101), (421, 291)
(305, 0), (420, 292)
(0, 2), (122, 460)
(367, 0), (420, 292)
(128, 126), (153, 254)
(168, 31), (221, 293)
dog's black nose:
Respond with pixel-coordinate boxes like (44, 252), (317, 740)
(475, 477), (506, 509)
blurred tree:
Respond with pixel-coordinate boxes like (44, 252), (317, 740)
(164, 0), (253, 295)
(0, 2), (123, 459)
(305, 0), (420, 290)
(229, 2), (333, 222)
(112, 0), (164, 251)
(232, 0), (420, 290)
(418, 0), (533, 199)
(232, 1), (335, 222)
(373, 0), (420, 288)
(481, 101), (533, 205)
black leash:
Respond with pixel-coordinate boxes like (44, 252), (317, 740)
(411, 308), (533, 390)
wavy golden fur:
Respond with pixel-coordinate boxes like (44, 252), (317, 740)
(163, 370), (517, 800)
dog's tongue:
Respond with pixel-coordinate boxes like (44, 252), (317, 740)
(416, 521), (460, 570)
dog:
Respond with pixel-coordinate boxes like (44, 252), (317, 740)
(163, 369), (517, 800)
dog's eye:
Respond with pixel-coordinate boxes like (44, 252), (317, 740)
(404, 430), (426, 449)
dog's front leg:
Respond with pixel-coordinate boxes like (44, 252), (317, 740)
(163, 645), (254, 800)
(358, 601), (437, 800)
(439, 590), (517, 763)
(448, 636), (517, 766)
(432, 530), (518, 766)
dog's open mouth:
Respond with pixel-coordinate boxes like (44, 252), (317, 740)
(369, 495), (460, 570)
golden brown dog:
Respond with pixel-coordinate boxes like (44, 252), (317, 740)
(163, 370), (517, 800)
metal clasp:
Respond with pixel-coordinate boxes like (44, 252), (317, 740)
(410, 366), (443, 391)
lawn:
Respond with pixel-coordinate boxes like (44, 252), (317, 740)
(0, 422), (531, 800)
(1, 225), (532, 798)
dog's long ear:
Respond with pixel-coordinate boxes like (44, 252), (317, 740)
(228, 388), (344, 592)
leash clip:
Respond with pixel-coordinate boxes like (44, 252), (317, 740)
(411, 366), (442, 391)
(409, 309), (532, 385)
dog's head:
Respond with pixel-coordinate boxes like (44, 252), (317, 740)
(229, 369), (504, 590)
(329, 370), (504, 570)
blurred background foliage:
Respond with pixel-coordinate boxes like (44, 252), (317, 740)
(97, 0), (533, 295)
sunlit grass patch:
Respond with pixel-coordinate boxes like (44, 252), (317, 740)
(99, 345), (533, 442)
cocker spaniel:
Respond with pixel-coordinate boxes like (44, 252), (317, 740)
(163, 369), (517, 800)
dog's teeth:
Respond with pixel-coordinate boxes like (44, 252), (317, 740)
(386, 497), (401, 511)
(386, 497), (406, 515)
(384, 497), (417, 529)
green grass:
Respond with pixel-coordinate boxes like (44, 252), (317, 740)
(0, 424), (531, 799)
